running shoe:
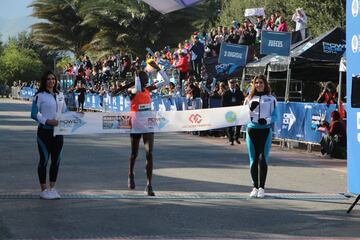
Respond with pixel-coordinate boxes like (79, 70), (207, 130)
(249, 188), (258, 198)
(144, 185), (155, 196)
(39, 189), (52, 200)
(128, 174), (135, 190)
(49, 188), (61, 199)
(257, 188), (265, 198)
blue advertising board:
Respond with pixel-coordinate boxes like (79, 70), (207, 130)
(261, 31), (292, 56)
(218, 43), (248, 66)
(274, 102), (336, 143)
(347, 0), (360, 194)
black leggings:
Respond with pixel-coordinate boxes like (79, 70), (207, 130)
(37, 127), (63, 184)
(248, 128), (270, 189)
(78, 99), (84, 111)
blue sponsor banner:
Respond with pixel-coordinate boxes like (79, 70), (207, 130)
(19, 87), (36, 99)
(218, 43), (248, 66)
(274, 102), (336, 143)
(347, 0), (360, 194)
(261, 31), (292, 56)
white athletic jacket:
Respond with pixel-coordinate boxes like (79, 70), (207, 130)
(244, 94), (277, 128)
(31, 91), (67, 127)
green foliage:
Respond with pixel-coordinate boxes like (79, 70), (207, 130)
(56, 56), (75, 70)
(29, 0), (98, 58)
(0, 41), (43, 85)
(29, 0), (219, 57)
(218, 0), (345, 37)
(28, 0), (345, 58)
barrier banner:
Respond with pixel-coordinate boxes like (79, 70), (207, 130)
(218, 43), (248, 66)
(274, 102), (336, 143)
(19, 87), (36, 99)
(261, 31), (292, 56)
(54, 106), (250, 135)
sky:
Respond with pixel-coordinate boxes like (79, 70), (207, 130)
(0, 0), (33, 19)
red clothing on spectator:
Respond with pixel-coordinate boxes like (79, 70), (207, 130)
(277, 22), (288, 32)
(175, 55), (189, 73)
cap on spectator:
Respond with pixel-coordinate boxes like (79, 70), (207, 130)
(181, 49), (187, 54)
(193, 31), (198, 35)
(194, 36), (200, 40)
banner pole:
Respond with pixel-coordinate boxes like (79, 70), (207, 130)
(240, 68), (246, 91)
(338, 70), (342, 108)
(347, 195), (360, 214)
(285, 63), (291, 102)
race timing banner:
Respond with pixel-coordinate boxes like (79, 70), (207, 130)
(54, 106), (251, 135)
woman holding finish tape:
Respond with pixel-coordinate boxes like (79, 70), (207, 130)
(31, 70), (67, 200)
(244, 75), (277, 198)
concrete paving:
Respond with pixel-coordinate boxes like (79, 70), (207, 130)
(0, 98), (359, 239)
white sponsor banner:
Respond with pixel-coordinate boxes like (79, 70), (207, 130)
(54, 106), (251, 135)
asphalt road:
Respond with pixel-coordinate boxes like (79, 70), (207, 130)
(0, 98), (358, 240)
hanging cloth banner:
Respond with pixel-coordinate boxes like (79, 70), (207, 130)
(54, 106), (251, 135)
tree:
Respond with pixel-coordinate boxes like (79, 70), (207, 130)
(78, 0), (219, 56)
(0, 41), (43, 85)
(217, 0), (346, 37)
(30, 0), (97, 58)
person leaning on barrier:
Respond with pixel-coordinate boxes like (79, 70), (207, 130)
(30, 71), (67, 200)
(221, 79), (245, 145)
(317, 110), (347, 158)
(244, 75), (277, 198)
(127, 70), (157, 196)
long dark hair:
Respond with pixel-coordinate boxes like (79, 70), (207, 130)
(248, 74), (271, 99)
(36, 70), (59, 94)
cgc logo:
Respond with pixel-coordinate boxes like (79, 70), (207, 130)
(353, 0), (359, 17)
(188, 114), (202, 124)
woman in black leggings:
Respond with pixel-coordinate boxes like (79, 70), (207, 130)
(244, 75), (277, 198)
(31, 71), (67, 200)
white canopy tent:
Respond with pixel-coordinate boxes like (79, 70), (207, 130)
(140, 0), (204, 14)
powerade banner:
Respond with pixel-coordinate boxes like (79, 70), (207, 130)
(261, 31), (292, 56)
(273, 102), (336, 143)
(218, 43), (248, 66)
(347, 0), (360, 194)
(54, 106), (251, 135)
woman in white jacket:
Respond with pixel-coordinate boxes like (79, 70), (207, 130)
(292, 8), (307, 40)
(244, 75), (277, 198)
(31, 71), (67, 200)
